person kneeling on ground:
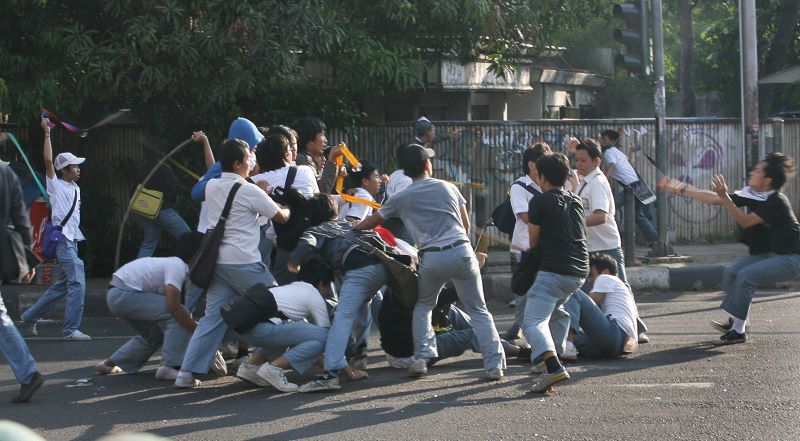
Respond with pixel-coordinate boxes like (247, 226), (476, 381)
(95, 233), (229, 381)
(558, 254), (639, 361)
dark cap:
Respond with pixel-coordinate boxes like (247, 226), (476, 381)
(398, 143), (435, 170)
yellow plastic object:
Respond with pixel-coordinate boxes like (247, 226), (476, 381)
(339, 144), (361, 169)
(335, 156), (344, 194)
(341, 193), (382, 209)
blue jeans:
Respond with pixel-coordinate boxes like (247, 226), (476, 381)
(615, 189), (658, 243)
(180, 262), (274, 374)
(0, 290), (38, 384)
(241, 321), (328, 374)
(324, 264), (387, 372)
(563, 290), (628, 358)
(22, 239), (86, 336)
(272, 248), (297, 286)
(258, 227), (275, 271)
(721, 253), (800, 320)
(523, 271), (584, 362)
(137, 208), (191, 259)
(414, 244), (506, 370)
(435, 306), (515, 360)
(347, 289), (384, 361)
(106, 286), (192, 372)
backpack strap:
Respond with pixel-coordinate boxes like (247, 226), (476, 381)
(283, 166), (298, 190)
(512, 180), (539, 196)
(60, 190), (79, 227)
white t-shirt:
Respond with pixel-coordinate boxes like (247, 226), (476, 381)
(113, 257), (188, 294)
(591, 274), (638, 344)
(46, 175), (85, 241)
(251, 165), (319, 199)
(338, 187), (375, 221)
(509, 176), (540, 253)
(197, 201), (209, 233)
(603, 147), (638, 185)
(385, 169), (412, 199)
(577, 168), (621, 252)
(270, 281), (331, 327)
(206, 173), (280, 264)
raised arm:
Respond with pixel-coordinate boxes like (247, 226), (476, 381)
(41, 118), (55, 179)
(192, 131), (215, 170)
(660, 177), (721, 205)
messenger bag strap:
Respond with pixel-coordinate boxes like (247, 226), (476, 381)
(218, 182), (243, 224)
(283, 166), (298, 190)
(60, 189), (78, 227)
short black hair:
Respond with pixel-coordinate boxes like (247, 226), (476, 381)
(293, 117), (326, 150)
(762, 152), (796, 190)
(219, 139), (249, 172)
(308, 193), (338, 226)
(522, 142), (551, 175)
(255, 134), (289, 172)
(590, 253), (618, 276)
(575, 138), (602, 160)
(536, 153), (570, 187)
(297, 258), (336, 288)
(345, 162), (378, 190)
(175, 231), (204, 264)
(601, 129), (620, 142)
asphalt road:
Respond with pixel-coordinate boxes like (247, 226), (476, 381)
(2, 289), (799, 441)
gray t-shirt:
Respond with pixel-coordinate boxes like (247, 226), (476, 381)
(378, 177), (467, 249)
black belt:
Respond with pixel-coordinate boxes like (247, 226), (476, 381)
(419, 240), (469, 255)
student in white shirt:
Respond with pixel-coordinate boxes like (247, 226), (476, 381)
(175, 139), (290, 388)
(338, 163), (380, 222)
(95, 233), (211, 381)
(20, 118), (91, 341)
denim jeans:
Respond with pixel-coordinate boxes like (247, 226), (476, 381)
(22, 239), (86, 336)
(136, 208), (191, 259)
(435, 306), (515, 360)
(523, 271), (584, 362)
(505, 252), (527, 337)
(180, 262), (274, 374)
(347, 289), (383, 361)
(323, 264), (387, 372)
(563, 290), (628, 358)
(615, 189), (658, 243)
(106, 286), (193, 372)
(258, 227), (275, 272)
(721, 253), (800, 320)
(272, 248), (297, 286)
(414, 243), (506, 370)
(0, 289), (38, 384)
(240, 321), (328, 374)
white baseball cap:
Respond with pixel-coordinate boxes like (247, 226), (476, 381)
(54, 152), (86, 171)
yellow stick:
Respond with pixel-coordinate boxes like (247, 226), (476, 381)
(341, 193), (382, 209)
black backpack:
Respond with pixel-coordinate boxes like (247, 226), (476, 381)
(491, 181), (539, 235)
(271, 166), (311, 251)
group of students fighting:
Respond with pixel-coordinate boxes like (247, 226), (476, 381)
(2, 116), (799, 404)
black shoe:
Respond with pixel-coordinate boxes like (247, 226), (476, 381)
(516, 345), (532, 360)
(12, 372), (43, 403)
(502, 328), (523, 341)
(715, 330), (747, 345)
(711, 318), (750, 334)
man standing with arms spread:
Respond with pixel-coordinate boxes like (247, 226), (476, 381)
(0, 139), (44, 402)
(20, 118), (90, 341)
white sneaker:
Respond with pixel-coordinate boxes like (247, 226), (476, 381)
(298, 375), (341, 393)
(95, 360), (122, 375)
(408, 358), (428, 377)
(256, 363), (298, 393)
(530, 362), (546, 375)
(64, 330), (91, 341)
(486, 368), (504, 381)
(175, 371), (200, 388)
(155, 366), (179, 381)
(211, 351), (228, 376)
(561, 341), (578, 361)
(236, 362), (269, 387)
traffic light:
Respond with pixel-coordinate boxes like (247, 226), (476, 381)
(613, 0), (651, 78)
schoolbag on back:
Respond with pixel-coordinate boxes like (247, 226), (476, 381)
(271, 166), (311, 251)
(490, 181), (539, 235)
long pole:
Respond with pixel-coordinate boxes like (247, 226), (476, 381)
(650, 0), (674, 257)
(740, 0), (760, 171)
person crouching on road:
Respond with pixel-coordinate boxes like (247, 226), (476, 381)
(356, 144), (506, 382)
(96, 233), (214, 381)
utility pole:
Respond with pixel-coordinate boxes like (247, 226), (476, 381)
(740, 0), (760, 171)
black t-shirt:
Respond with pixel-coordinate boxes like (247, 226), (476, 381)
(529, 188), (589, 277)
(731, 192), (800, 255)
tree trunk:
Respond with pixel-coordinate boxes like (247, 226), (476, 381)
(678, 0), (696, 116)
(760, 0), (800, 117)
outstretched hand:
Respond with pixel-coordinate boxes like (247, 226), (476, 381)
(711, 174), (728, 198)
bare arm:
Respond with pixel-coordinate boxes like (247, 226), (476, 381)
(41, 118), (55, 179)
(528, 224), (541, 249)
(589, 291), (606, 307)
(660, 177), (721, 205)
(713, 174), (764, 229)
(585, 209), (608, 227)
(604, 163), (615, 181)
(272, 206), (291, 224)
(166, 284), (196, 331)
(192, 131), (215, 170)
(459, 203), (470, 236)
(517, 212), (529, 223)
(355, 211), (384, 230)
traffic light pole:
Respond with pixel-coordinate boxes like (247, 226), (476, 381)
(649, 0), (675, 257)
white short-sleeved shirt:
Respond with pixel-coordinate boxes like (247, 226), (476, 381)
(591, 274), (639, 346)
(603, 147), (638, 185)
(338, 187), (375, 221)
(113, 257), (188, 295)
(270, 281), (330, 327)
(577, 168), (621, 251)
(509, 176), (540, 253)
(378, 177), (467, 250)
(197, 201), (209, 233)
(46, 175), (85, 241)
(385, 169), (412, 199)
(206, 173), (280, 264)
(252, 164), (318, 232)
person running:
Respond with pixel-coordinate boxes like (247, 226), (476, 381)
(357, 144), (506, 381)
(662, 153), (800, 344)
(0, 160), (44, 402)
(20, 118), (91, 341)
